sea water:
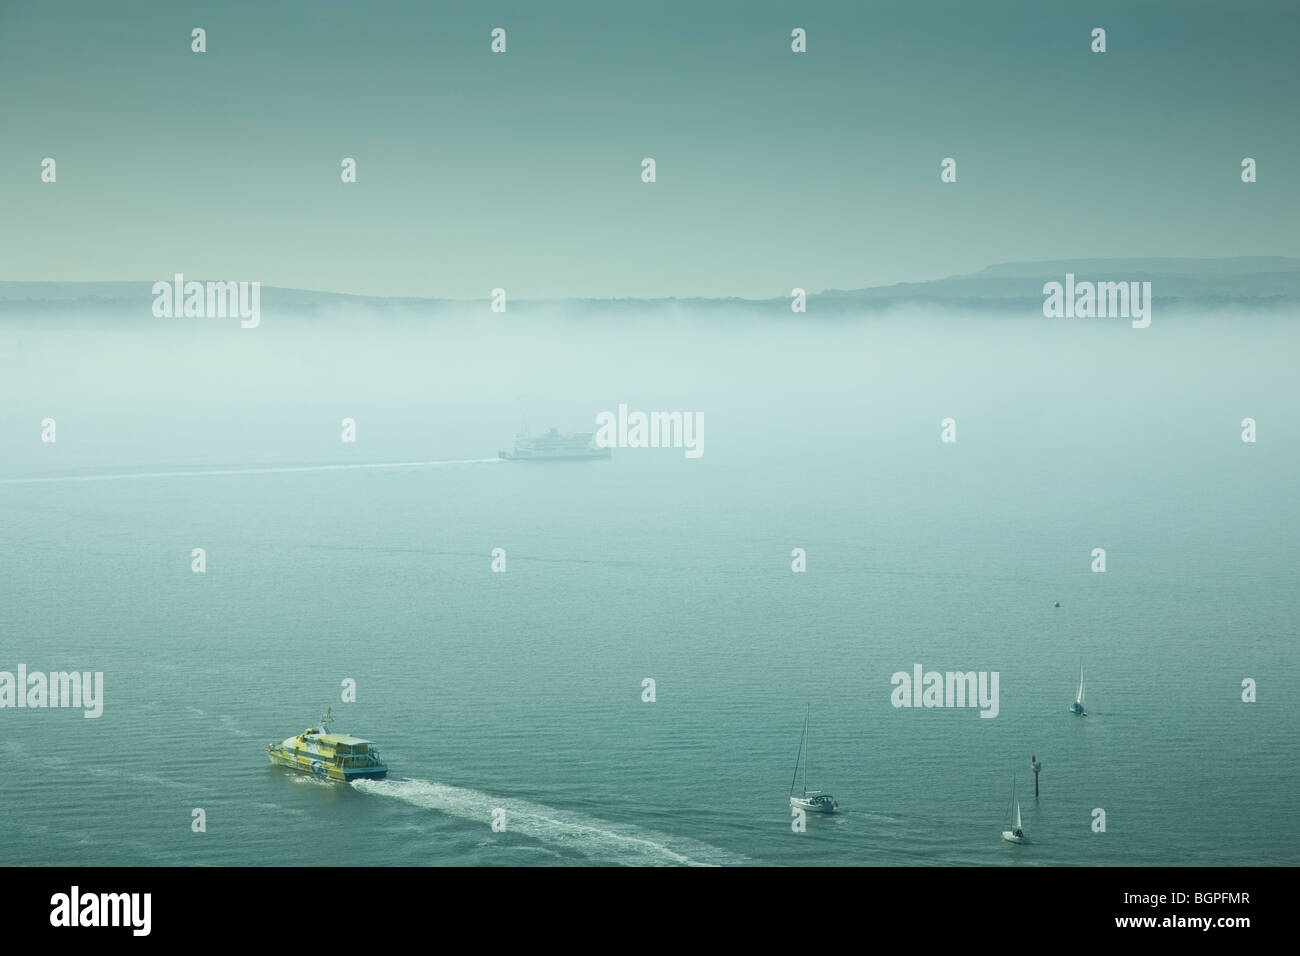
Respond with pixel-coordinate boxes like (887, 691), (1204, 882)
(1, 304), (1296, 865)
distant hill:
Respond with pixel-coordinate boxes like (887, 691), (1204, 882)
(811, 257), (1300, 313)
(969, 256), (1300, 277)
(2, 257), (1298, 314)
(0, 281), (444, 308)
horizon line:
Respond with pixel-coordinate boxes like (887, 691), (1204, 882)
(2, 254), (1298, 304)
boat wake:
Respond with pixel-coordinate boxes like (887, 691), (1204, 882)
(0, 458), (504, 485)
(351, 777), (751, 867)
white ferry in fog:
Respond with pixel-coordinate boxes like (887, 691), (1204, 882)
(499, 427), (611, 461)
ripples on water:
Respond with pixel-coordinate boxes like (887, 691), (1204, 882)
(2, 312), (1297, 865)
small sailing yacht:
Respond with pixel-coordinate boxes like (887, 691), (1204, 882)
(1001, 775), (1029, 844)
(789, 706), (839, 814)
(1069, 663), (1087, 716)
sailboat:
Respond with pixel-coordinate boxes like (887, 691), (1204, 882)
(1069, 663), (1087, 716)
(1001, 775), (1029, 844)
(789, 706), (839, 814)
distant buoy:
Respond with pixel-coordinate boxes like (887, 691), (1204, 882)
(1054, 602), (1061, 608)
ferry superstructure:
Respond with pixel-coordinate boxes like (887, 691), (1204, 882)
(499, 427), (611, 461)
(266, 708), (388, 781)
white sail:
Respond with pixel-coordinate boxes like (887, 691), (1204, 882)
(1002, 774), (1027, 842)
(1076, 665), (1085, 705)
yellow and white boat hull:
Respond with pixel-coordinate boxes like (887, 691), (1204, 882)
(266, 710), (388, 781)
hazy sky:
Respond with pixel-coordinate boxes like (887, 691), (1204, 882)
(2, 0), (1296, 298)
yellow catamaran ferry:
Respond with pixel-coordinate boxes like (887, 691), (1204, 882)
(266, 708), (388, 781)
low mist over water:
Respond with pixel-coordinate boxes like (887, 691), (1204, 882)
(2, 296), (1297, 865)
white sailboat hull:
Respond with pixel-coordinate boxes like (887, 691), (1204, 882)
(791, 796), (838, 814)
(1001, 830), (1030, 844)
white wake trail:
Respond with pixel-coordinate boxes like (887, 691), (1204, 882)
(0, 458), (503, 485)
(352, 777), (751, 867)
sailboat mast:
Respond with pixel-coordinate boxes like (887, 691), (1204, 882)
(790, 711), (808, 797)
(803, 707), (809, 796)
